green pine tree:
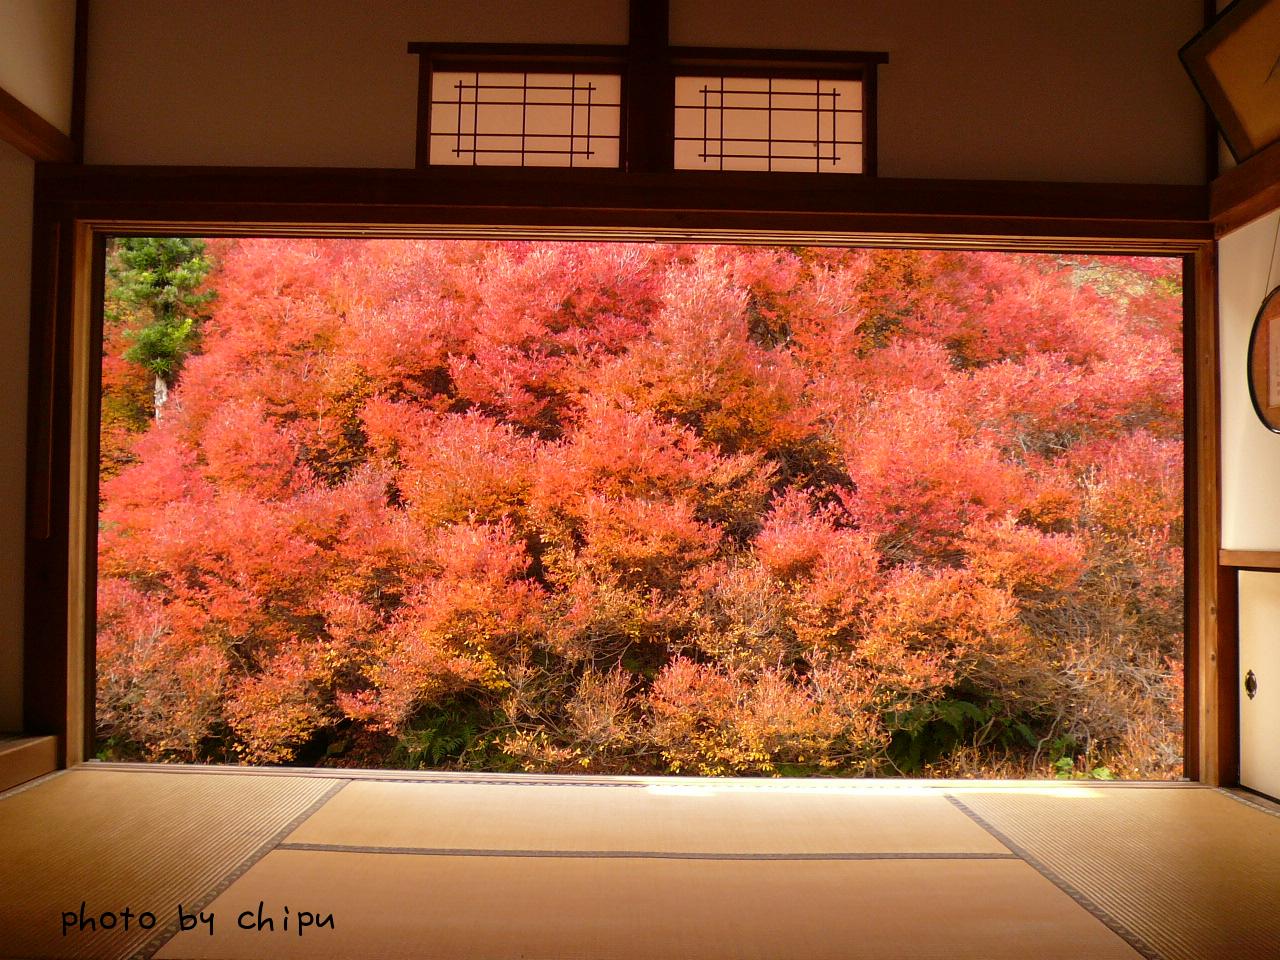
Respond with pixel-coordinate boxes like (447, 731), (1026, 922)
(106, 237), (216, 420)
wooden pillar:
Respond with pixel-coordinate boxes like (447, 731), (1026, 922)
(625, 0), (672, 174)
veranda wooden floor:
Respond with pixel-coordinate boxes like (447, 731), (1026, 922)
(1, 764), (1277, 959)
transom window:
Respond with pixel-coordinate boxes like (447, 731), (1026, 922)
(428, 71), (623, 168)
(410, 30), (885, 174)
(673, 75), (863, 173)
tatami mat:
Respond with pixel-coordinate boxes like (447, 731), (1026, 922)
(0, 769), (341, 960)
(286, 779), (1009, 854)
(155, 849), (1141, 960)
(954, 787), (1280, 960)
(6, 768), (1280, 960)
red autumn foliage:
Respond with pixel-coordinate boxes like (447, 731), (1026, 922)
(97, 240), (1184, 778)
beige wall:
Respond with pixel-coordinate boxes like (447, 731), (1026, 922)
(86, 0), (628, 167)
(673, 0), (1205, 183)
(0, 0), (77, 134)
(0, 138), (32, 731)
(86, 0), (1206, 182)
(1219, 212), (1280, 550)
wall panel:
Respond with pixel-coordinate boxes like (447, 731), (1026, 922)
(86, 0), (1205, 182)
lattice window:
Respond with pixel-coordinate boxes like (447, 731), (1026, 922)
(428, 71), (622, 168)
(409, 36), (884, 174)
(673, 76), (863, 173)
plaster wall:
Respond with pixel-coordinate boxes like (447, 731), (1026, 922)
(86, 0), (1206, 183)
(0, 0), (76, 134)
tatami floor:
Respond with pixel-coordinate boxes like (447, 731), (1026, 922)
(1, 765), (1278, 960)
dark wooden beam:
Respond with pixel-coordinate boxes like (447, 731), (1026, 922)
(0, 85), (75, 164)
(406, 42), (627, 61)
(1211, 136), (1280, 234)
(32, 165), (1211, 243)
(668, 46), (888, 66)
(626, 0), (670, 173)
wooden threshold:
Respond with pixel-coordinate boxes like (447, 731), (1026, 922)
(84, 761), (1202, 789)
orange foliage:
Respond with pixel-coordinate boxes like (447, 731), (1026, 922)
(96, 242), (1184, 776)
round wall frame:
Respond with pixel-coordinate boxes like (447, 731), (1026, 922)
(1248, 284), (1280, 434)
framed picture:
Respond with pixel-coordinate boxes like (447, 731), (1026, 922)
(1248, 284), (1280, 433)
(1180, 0), (1280, 163)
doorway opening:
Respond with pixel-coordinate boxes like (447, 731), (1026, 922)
(94, 237), (1185, 779)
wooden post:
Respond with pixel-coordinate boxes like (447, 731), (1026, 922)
(625, 0), (672, 174)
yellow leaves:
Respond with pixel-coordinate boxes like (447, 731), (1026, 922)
(461, 639), (511, 693)
(500, 730), (582, 772)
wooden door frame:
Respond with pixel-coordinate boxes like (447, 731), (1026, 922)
(23, 164), (1227, 781)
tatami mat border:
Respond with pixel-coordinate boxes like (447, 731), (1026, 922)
(131, 780), (349, 960)
(0, 766), (68, 799)
(1217, 787), (1280, 818)
(946, 795), (1162, 960)
(276, 841), (1020, 862)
